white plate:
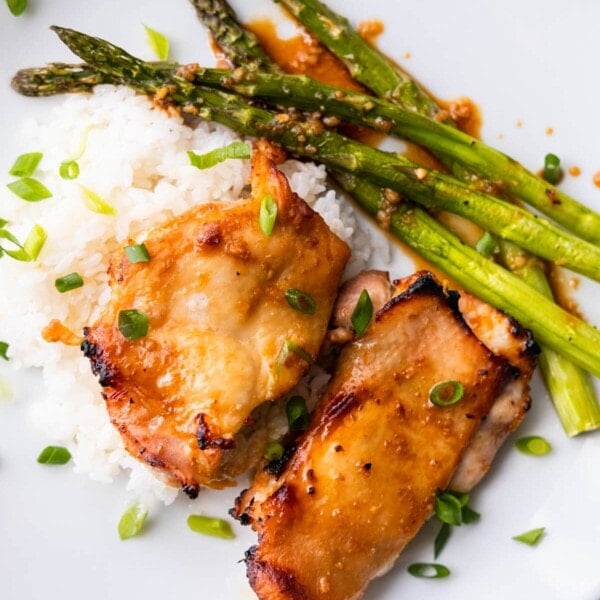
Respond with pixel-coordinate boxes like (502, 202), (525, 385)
(1, 1), (599, 599)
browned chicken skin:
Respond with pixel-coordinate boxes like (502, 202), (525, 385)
(82, 141), (350, 495)
(234, 272), (514, 600)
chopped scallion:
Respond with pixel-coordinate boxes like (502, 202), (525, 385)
(9, 152), (42, 177)
(80, 185), (116, 215)
(0, 341), (9, 361)
(55, 272), (84, 293)
(6, 177), (52, 202)
(144, 24), (170, 60)
(515, 435), (552, 456)
(513, 527), (545, 546)
(461, 505), (481, 524)
(475, 231), (497, 258)
(264, 440), (284, 461)
(435, 491), (463, 526)
(285, 395), (310, 431)
(543, 153), (562, 185)
(284, 288), (317, 315)
(118, 309), (149, 340)
(407, 563), (451, 579)
(37, 445), (71, 465)
(259, 194), (277, 236)
(22, 224), (47, 260)
(350, 289), (373, 337)
(0, 228), (31, 261)
(124, 243), (150, 263)
(118, 503), (148, 540)
(6, 0), (27, 16)
(59, 160), (80, 180)
(187, 514), (235, 539)
(187, 141), (251, 170)
(278, 339), (313, 366)
(433, 522), (452, 559)
(429, 380), (464, 407)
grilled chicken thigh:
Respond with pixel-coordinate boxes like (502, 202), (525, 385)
(234, 272), (514, 600)
(82, 141), (350, 495)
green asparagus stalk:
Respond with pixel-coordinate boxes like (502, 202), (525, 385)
(46, 25), (600, 378)
(13, 60), (600, 283)
(275, 0), (600, 432)
(276, 0), (600, 246)
(188, 0), (274, 72)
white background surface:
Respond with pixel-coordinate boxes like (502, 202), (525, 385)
(1, 1), (600, 599)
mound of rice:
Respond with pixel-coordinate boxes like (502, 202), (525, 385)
(0, 86), (389, 504)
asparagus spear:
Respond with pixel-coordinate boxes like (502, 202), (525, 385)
(45, 25), (600, 378)
(275, 0), (600, 433)
(13, 62), (600, 282)
(16, 61), (600, 245)
(276, 0), (600, 246)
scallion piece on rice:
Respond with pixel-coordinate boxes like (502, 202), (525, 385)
(285, 395), (310, 431)
(124, 243), (150, 263)
(187, 141), (251, 170)
(55, 272), (84, 293)
(9, 152), (42, 177)
(59, 160), (80, 180)
(37, 445), (71, 465)
(259, 194), (277, 236)
(80, 185), (116, 215)
(351, 289), (373, 337)
(23, 224), (47, 260)
(187, 515), (235, 539)
(6, 177), (52, 202)
(118, 309), (149, 340)
(0, 341), (9, 361)
(143, 24), (170, 60)
(0, 227), (31, 261)
(118, 503), (148, 540)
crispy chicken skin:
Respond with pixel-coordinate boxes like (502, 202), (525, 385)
(234, 272), (513, 600)
(81, 141), (350, 495)
(450, 292), (538, 491)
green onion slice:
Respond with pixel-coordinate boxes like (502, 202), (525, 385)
(144, 24), (170, 60)
(435, 491), (463, 526)
(513, 527), (545, 546)
(23, 224), (47, 260)
(278, 339), (313, 366)
(515, 435), (552, 456)
(37, 445), (71, 465)
(429, 380), (464, 407)
(9, 152), (42, 177)
(59, 160), (80, 180)
(407, 563), (451, 579)
(259, 194), (278, 236)
(0, 228), (31, 261)
(0, 341), (9, 361)
(285, 395), (310, 431)
(433, 522), (452, 559)
(264, 440), (284, 461)
(118, 309), (149, 340)
(124, 243), (150, 263)
(6, 177), (52, 202)
(6, 0), (27, 16)
(118, 503), (148, 540)
(187, 515), (235, 539)
(55, 272), (84, 293)
(543, 153), (562, 185)
(475, 231), (497, 258)
(284, 288), (317, 315)
(80, 186), (116, 215)
(351, 289), (373, 337)
(461, 505), (481, 524)
(187, 141), (251, 170)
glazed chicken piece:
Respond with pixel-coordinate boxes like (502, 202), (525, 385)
(82, 141), (350, 495)
(234, 272), (513, 600)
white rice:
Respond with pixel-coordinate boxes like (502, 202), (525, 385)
(0, 86), (389, 504)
